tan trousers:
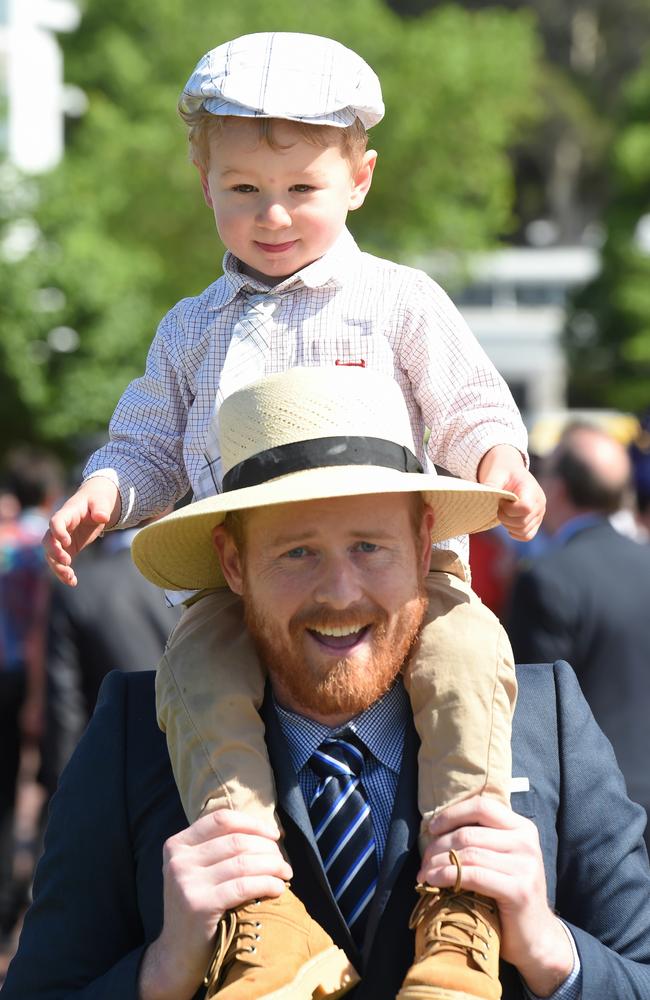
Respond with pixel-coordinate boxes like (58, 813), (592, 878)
(156, 550), (517, 849)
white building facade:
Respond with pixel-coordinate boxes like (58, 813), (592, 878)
(419, 246), (601, 422)
(0, 0), (80, 173)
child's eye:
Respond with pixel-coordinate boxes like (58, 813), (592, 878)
(232, 184), (256, 193)
(291, 184), (314, 193)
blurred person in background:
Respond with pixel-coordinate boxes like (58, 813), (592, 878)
(468, 527), (518, 620)
(40, 524), (180, 796)
(0, 447), (62, 941)
(629, 410), (650, 539)
(507, 422), (650, 848)
(0, 489), (21, 529)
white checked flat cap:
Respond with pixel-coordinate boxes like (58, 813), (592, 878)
(179, 32), (384, 130)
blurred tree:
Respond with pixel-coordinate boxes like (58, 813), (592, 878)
(390, 0), (650, 244)
(0, 0), (539, 451)
(0, 167), (40, 446)
(565, 56), (650, 410)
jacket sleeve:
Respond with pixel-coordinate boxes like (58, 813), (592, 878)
(41, 582), (89, 792)
(2, 672), (147, 999)
(552, 659), (650, 997)
(507, 567), (576, 666)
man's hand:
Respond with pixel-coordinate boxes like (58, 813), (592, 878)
(43, 478), (121, 586)
(139, 809), (293, 1000)
(477, 445), (546, 542)
(420, 796), (574, 998)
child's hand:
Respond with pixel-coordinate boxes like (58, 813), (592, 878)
(43, 478), (121, 586)
(477, 445), (546, 542)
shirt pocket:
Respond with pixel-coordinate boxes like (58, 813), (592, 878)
(333, 329), (396, 375)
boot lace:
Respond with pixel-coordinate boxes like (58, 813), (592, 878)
(409, 884), (496, 964)
(203, 899), (263, 994)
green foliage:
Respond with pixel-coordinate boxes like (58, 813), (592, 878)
(0, 0), (540, 450)
(566, 56), (650, 411)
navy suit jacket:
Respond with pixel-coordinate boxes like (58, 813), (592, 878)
(4, 661), (650, 998)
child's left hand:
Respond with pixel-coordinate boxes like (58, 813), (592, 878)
(477, 445), (546, 542)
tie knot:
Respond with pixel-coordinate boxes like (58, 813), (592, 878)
(310, 732), (366, 781)
(244, 292), (282, 317)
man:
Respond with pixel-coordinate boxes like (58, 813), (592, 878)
(40, 529), (180, 796)
(508, 422), (650, 849)
(4, 373), (650, 1000)
(629, 411), (650, 538)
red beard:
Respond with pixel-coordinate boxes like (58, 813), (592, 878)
(244, 591), (428, 718)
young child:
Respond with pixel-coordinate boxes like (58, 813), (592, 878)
(44, 32), (544, 1000)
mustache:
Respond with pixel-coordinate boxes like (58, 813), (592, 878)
(290, 604), (387, 632)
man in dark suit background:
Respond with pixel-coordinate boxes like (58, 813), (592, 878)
(508, 422), (650, 848)
(40, 529), (180, 793)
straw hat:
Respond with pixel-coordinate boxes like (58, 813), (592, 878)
(132, 367), (515, 591)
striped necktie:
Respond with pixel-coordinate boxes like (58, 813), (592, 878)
(308, 731), (378, 947)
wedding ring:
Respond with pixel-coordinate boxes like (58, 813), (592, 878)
(449, 848), (463, 893)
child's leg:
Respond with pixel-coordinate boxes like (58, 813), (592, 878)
(156, 588), (275, 824)
(156, 590), (359, 999)
(403, 549), (516, 850)
(398, 551), (515, 1000)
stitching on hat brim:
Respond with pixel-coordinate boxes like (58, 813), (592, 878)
(199, 98), (357, 127)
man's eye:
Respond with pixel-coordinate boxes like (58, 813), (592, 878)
(355, 541), (379, 554)
(285, 547), (309, 559)
(232, 184), (256, 193)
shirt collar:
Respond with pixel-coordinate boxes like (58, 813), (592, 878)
(206, 227), (361, 311)
(274, 678), (408, 777)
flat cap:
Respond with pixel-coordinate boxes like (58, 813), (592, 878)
(179, 32), (384, 130)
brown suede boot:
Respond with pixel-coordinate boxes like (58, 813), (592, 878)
(204, 887), (359, 999)
(397, 885), (502, 1000)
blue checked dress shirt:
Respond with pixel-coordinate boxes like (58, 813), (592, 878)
(275, 681), (407, 864)
(275, 680), (582, 998)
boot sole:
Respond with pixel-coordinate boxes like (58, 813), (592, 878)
(262, 946), (359, 999)
(397, 988), (498, 1000)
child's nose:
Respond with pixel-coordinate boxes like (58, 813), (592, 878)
(257, 199), (291, 228)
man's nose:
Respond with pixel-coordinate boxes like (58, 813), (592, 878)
(256, 198), (291, 229)
(312, 555), (363, 609)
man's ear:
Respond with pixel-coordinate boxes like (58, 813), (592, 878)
(195, 162), (214, 209)
(419, 503), (435, 576)
(348, 149), (377, 211)
(212, 523), (244, 594)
